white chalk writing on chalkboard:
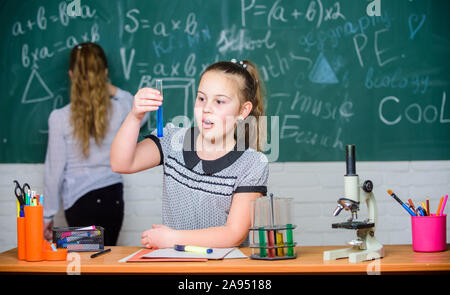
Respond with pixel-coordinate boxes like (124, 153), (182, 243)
(21, 68), (54, 104)
(353, 27), (400, 68)
(20, 23), (99, 70)
(120, 47), (135, 81)
(2, 0), (449, 163)
(379, 92), (449, 126)
(11, 2), (96, 37)
(241, 0), (345, 28)
(124, 8), (198, 37)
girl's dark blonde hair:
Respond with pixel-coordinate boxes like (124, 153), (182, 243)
(201, 60), (266, 152)
(69, 42), (110, 158)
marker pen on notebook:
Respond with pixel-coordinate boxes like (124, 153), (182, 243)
(387, 190), (417, 216)
(174, 245), (213, 254)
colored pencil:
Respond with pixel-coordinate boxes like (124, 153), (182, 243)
(421, 202), (428, 216)
(440, 195), (448, 216)
(436, 196), (444, 216)
(408, 199), (416, 212)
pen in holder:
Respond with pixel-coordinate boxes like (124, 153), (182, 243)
(249, 195), (297, 260)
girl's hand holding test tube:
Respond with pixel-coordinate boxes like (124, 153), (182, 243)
(110, 85), (163, 174)
(131, 87), (163, 121)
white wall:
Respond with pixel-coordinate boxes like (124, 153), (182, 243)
(1, 161), (449, 253)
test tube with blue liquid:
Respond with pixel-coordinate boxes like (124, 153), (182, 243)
(156, 79), (163, 137)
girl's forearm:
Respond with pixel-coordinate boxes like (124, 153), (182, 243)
(173, 226), (246, 248)
(110, 112), (142, 172)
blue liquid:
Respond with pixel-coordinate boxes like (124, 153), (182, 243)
(157, 105), (163, 137)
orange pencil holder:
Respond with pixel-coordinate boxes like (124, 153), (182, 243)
(17, 216), (26, 260)
(44, 242), (67, 261)
(24, 205), (44, 262)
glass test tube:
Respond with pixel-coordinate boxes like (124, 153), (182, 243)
(267, 195), (276, 258)
(252, 198), (268, 257)
(274, 197), (295, 257)
(156, 79), (163, 137)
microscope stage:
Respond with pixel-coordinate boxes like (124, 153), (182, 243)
(332, 221), (375, 229)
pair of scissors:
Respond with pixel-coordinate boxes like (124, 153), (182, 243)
(14, 180), (30, 206)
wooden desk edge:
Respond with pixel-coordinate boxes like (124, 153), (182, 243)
(1, 245), (449, 274)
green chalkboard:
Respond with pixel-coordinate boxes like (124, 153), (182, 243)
(1, 0), (449, 163)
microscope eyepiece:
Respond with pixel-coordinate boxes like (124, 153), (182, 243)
(345, 144), (356, 176)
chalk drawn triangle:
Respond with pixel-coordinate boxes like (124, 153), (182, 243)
(21, 68), (54, 104)
(309, 52), (339, 84)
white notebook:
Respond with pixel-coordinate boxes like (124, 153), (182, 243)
(118, 248), (247, 262)
(141, 247), (243, 260)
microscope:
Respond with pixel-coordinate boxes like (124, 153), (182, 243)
(323, 145), (384, 263)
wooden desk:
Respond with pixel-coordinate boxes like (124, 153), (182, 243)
(0, 245), (449, 274)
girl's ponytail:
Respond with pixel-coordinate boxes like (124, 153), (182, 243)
(241, 60), (266, 152)
(69, 42), (110, 157)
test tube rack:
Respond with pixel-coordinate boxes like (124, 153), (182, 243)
(249, 224), (297, 260)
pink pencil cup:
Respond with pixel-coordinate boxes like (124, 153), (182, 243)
(411, 214), (447, 252)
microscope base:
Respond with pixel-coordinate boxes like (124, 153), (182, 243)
(323, 228), (385, 263)
(323, 245), (384, 263)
